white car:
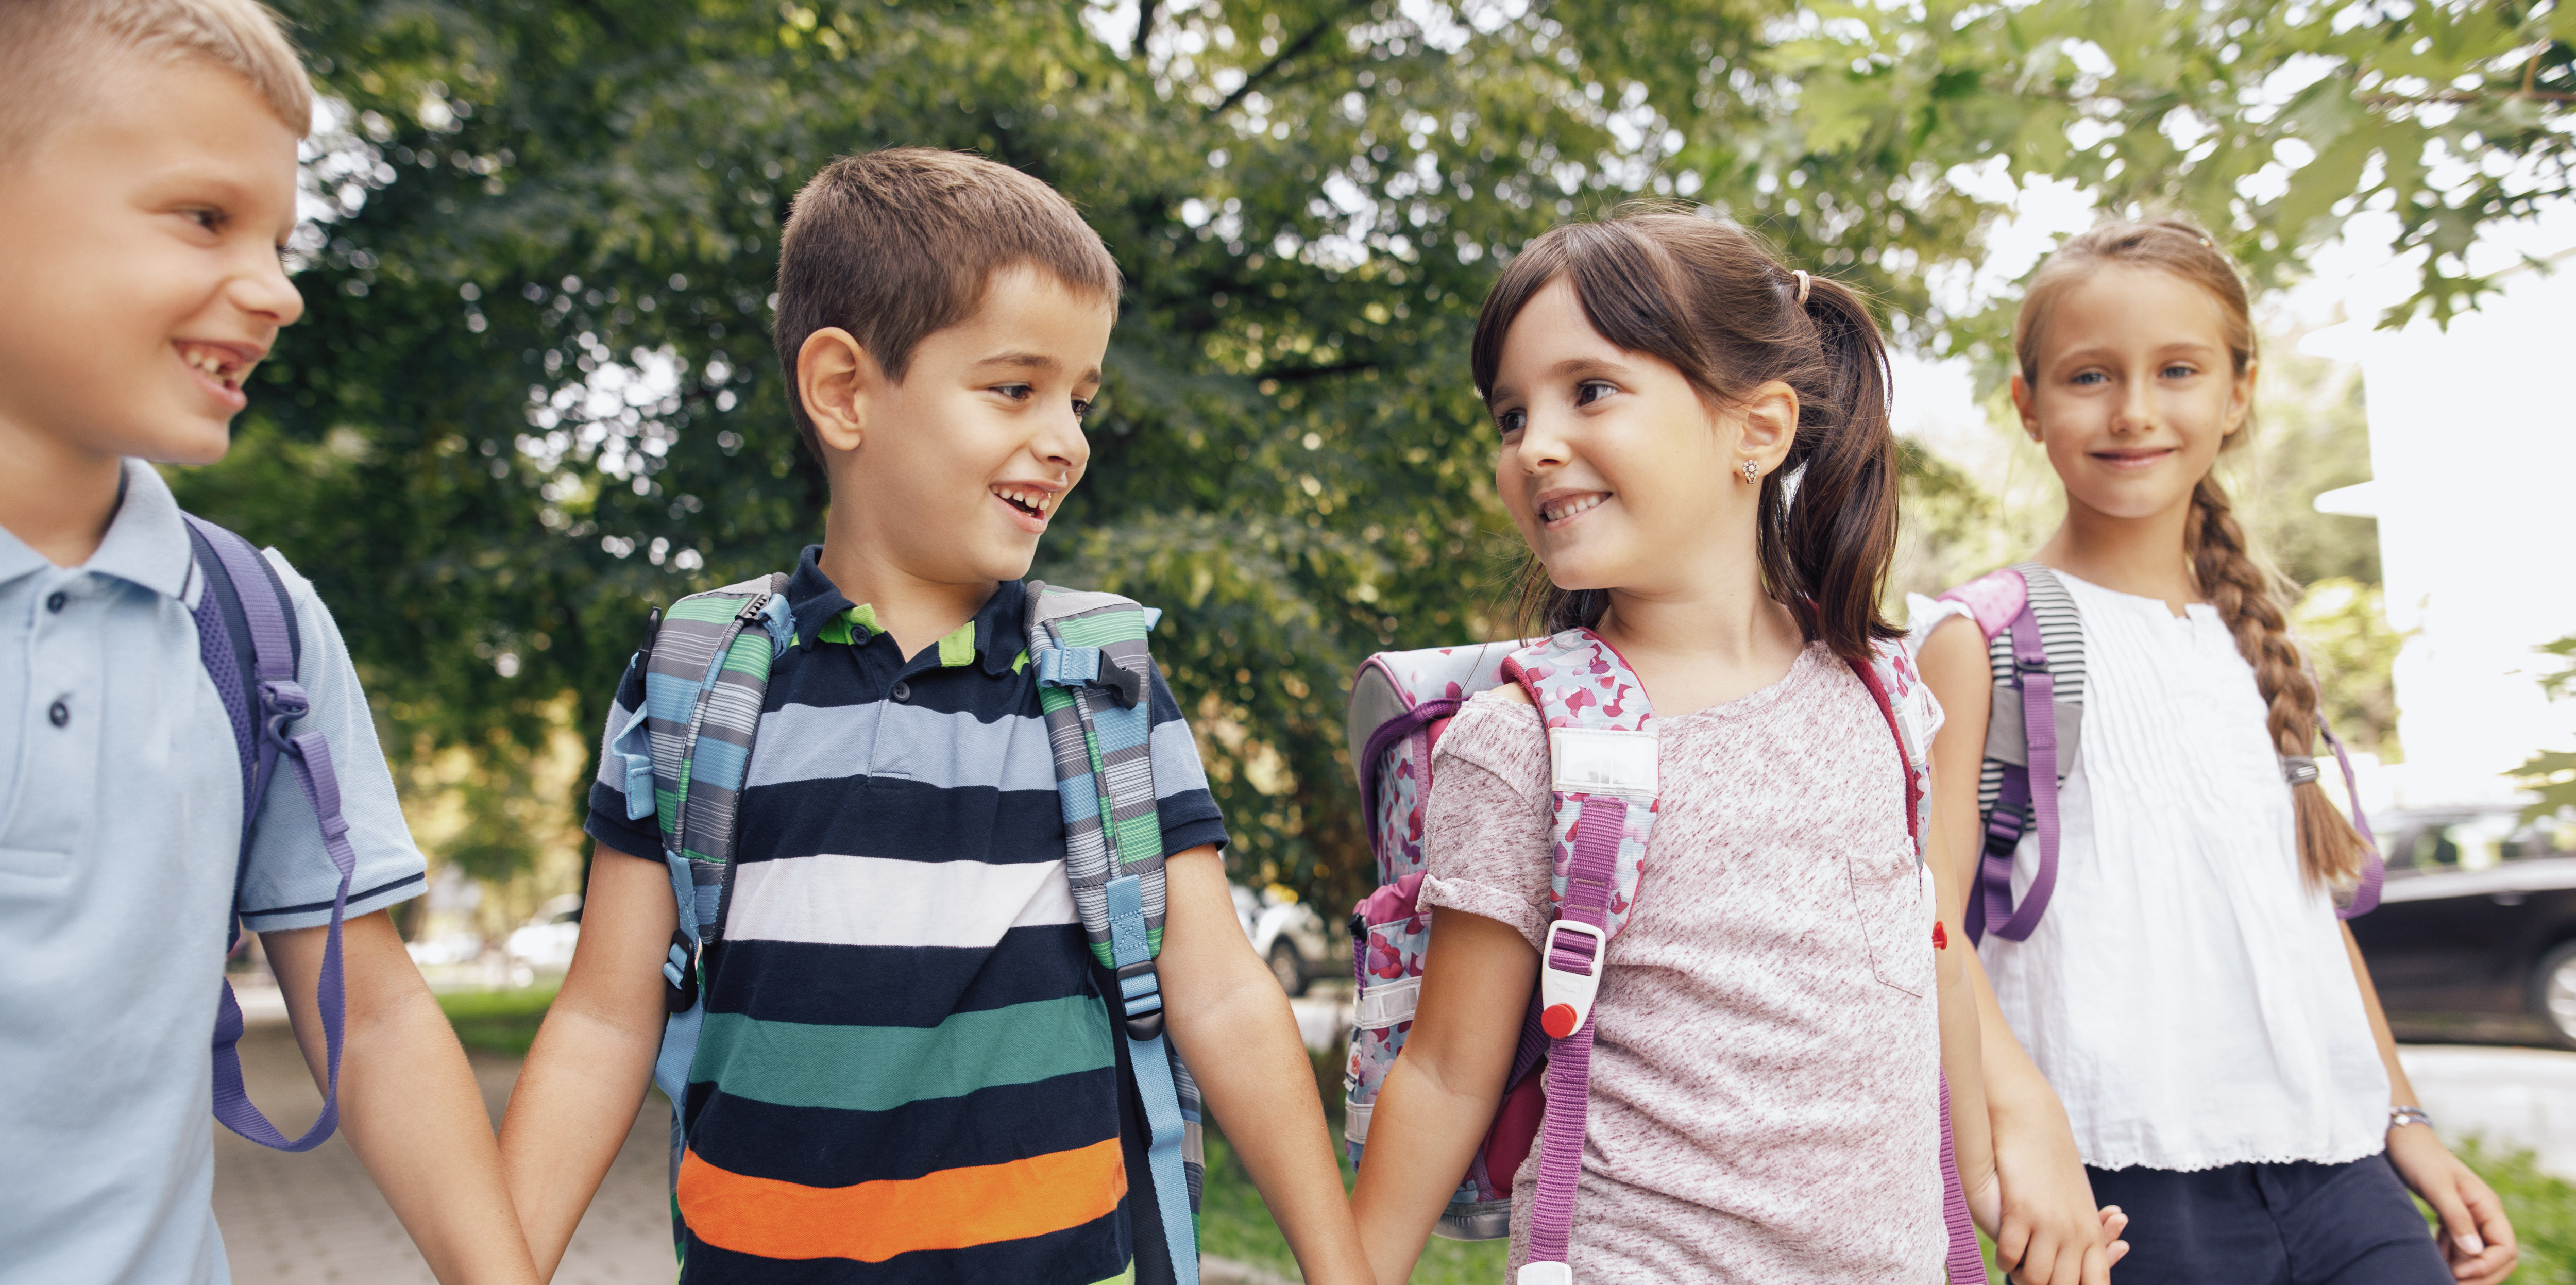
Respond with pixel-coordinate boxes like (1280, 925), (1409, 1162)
(1231, 884), (1335, 996)
(506, 894), (584, 972)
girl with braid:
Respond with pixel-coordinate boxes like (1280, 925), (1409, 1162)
(1913, 219), (2519, 1284)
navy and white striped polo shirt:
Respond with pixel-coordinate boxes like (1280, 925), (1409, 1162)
(586, 546), (1226, 1283)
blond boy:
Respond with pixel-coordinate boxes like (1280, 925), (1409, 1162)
(0, 3), (539, 1281)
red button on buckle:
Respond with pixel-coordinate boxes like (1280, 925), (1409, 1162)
(1541, 1003), (1580, 1039)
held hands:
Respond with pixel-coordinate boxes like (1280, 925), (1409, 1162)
(1984, 1114), (2128, 1285)
(2386, 1122), (2518, 1284)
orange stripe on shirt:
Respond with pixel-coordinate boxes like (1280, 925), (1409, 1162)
(677, 1139), (1128, 1263)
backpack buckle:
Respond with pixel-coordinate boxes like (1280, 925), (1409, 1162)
(1113, 959), (1165, 1040)
(1538, 920), (1605, 1040)
(257, 679), (311, 745)
(663, 930), (699, 1013)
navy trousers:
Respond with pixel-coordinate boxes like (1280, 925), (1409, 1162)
(2087, 1154), (2451, 1284)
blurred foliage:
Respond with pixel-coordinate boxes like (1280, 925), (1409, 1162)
(2422, 1140), (2576, 1284)
(2238, 337), (2380, 587)
(2291, 577), (2405, 759)
(165, 0), (2567, 914)
(436, 983), (561, 1057)
(2513, 635), (2576, 820)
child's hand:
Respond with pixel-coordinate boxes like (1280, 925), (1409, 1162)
(1990, 1117), (2115, 1285)
(2387, 1123), (2517, 1284)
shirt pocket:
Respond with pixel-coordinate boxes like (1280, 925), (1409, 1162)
(1846, 846), (1930, 997)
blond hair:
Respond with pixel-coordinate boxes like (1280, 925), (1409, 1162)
(0, 0), (313, 159)
(2016, 218), (2372, 892)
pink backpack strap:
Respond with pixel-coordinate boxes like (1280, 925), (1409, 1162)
(1938, 565), (2031, 641)
(1498, 629), (1660, 1284)
(1849, 647), (1987, 1285)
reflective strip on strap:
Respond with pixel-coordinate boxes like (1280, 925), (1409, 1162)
(1353, 976), (1420, 1030)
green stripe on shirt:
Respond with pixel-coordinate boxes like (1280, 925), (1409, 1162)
(691, 996), (1114, 1112)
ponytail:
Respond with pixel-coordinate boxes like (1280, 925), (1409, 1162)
(2188, 476), (2373, 889)
(1472, 208), (1899, 662)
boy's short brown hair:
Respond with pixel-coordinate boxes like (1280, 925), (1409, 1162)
(774, 148), (1122, 456)
(0, 0), (312, 161)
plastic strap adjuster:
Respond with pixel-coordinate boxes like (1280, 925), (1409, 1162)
(1114, 959), (1165, 1040)
(663, 929), (699, 1013)
(1538, 919), (1605, 1040)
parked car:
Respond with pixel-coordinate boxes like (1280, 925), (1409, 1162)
(505, 894), (584, 972)
(2348, 806), (2576, 1047)
(1232, 883), (1334, 997)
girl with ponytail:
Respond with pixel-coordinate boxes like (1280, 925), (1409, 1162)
(1350, 209), (2122, 1283)
(1914, 218), (2518, 1283)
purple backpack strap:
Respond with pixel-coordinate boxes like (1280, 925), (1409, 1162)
(1849, 650), (1988, 1285)
(2318, 719), (2386, 918)
(1975, 605), (2063, 942)
(185, 514), (355, 1153)
(1499, 630), (1659, 1285)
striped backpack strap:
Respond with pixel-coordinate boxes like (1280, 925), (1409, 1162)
(1023, 581), (1202, 1283)
(601, 573), (792, 1261)
(1964, 562), (2084, 944)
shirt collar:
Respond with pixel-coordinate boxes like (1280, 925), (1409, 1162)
(0, 460), (195, 599)
(783, 544), (1029, 675)
(87, 461), (195, 600)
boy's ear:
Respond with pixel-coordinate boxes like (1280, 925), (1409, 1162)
(797, 327), (884, 455)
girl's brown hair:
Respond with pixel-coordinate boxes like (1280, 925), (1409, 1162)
(1469, 210), (1902, 664)
(2015, 217), (2371, 890)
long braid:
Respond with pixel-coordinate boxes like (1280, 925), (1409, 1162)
(2187, 475), (2370, 888)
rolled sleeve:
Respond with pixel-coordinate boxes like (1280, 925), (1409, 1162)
(1145, 665), (1229, 857)
(234, 551), (426, 933)
(581, 657), (664, 861)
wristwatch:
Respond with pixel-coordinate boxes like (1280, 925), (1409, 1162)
(2390, 1105), (2434, 1130)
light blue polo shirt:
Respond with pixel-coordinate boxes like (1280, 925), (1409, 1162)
(0, 460), (427, 1285)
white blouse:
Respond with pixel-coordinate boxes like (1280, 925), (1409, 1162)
(1911, 571), (2389, 1172)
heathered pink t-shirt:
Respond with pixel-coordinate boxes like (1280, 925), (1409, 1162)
(1417, 641), (1947, 1282)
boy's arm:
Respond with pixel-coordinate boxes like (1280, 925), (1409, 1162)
(1158, 847), (1371, 1285)
(496, 844), (677, 1279)
(262, 911), (540, 1285)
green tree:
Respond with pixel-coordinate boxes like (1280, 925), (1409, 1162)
(172, 0), (2570, 913)
(2511, 635), (2576, 820)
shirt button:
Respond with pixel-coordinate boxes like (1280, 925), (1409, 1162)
(890, 681), (911, 703)
(45, 591), (67, 613)
(48, 699), (70, 728)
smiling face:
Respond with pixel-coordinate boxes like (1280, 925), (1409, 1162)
(802, 265), (1112, 587)
(0, 54), (304, 467)
(2013, 264), (2252, 524)
(1486, 276), (1791, 601)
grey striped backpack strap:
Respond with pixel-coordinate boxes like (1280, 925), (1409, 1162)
(1968, 561), (2086, 943)
(600, 572), (793, 1259)
(1022, 581), (1202, 1283)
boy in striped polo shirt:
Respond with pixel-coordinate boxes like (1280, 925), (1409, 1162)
(501, 149), (1368, 1284)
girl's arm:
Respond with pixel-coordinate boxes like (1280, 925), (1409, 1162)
(1157, 848), (1372, 1285)
(1924, 788), (1995, 1225)
(1348, 907), (1540, 1284)
(497, 846), (677, 1278)
(2341, 924), (2518, 1284)
(1919, 617), (2123, 1285)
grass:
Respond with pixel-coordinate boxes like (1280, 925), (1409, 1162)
(435, 983), (560, 1057)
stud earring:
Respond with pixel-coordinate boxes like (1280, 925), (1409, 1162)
(1740, 460), (1760, 485)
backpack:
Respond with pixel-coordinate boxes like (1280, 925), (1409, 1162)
(605, 576), (1207, 1282)
(189, 514), (361, 1153)
(1934, 562), (2384, 944)
(1341, 630), (1984, 1284)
